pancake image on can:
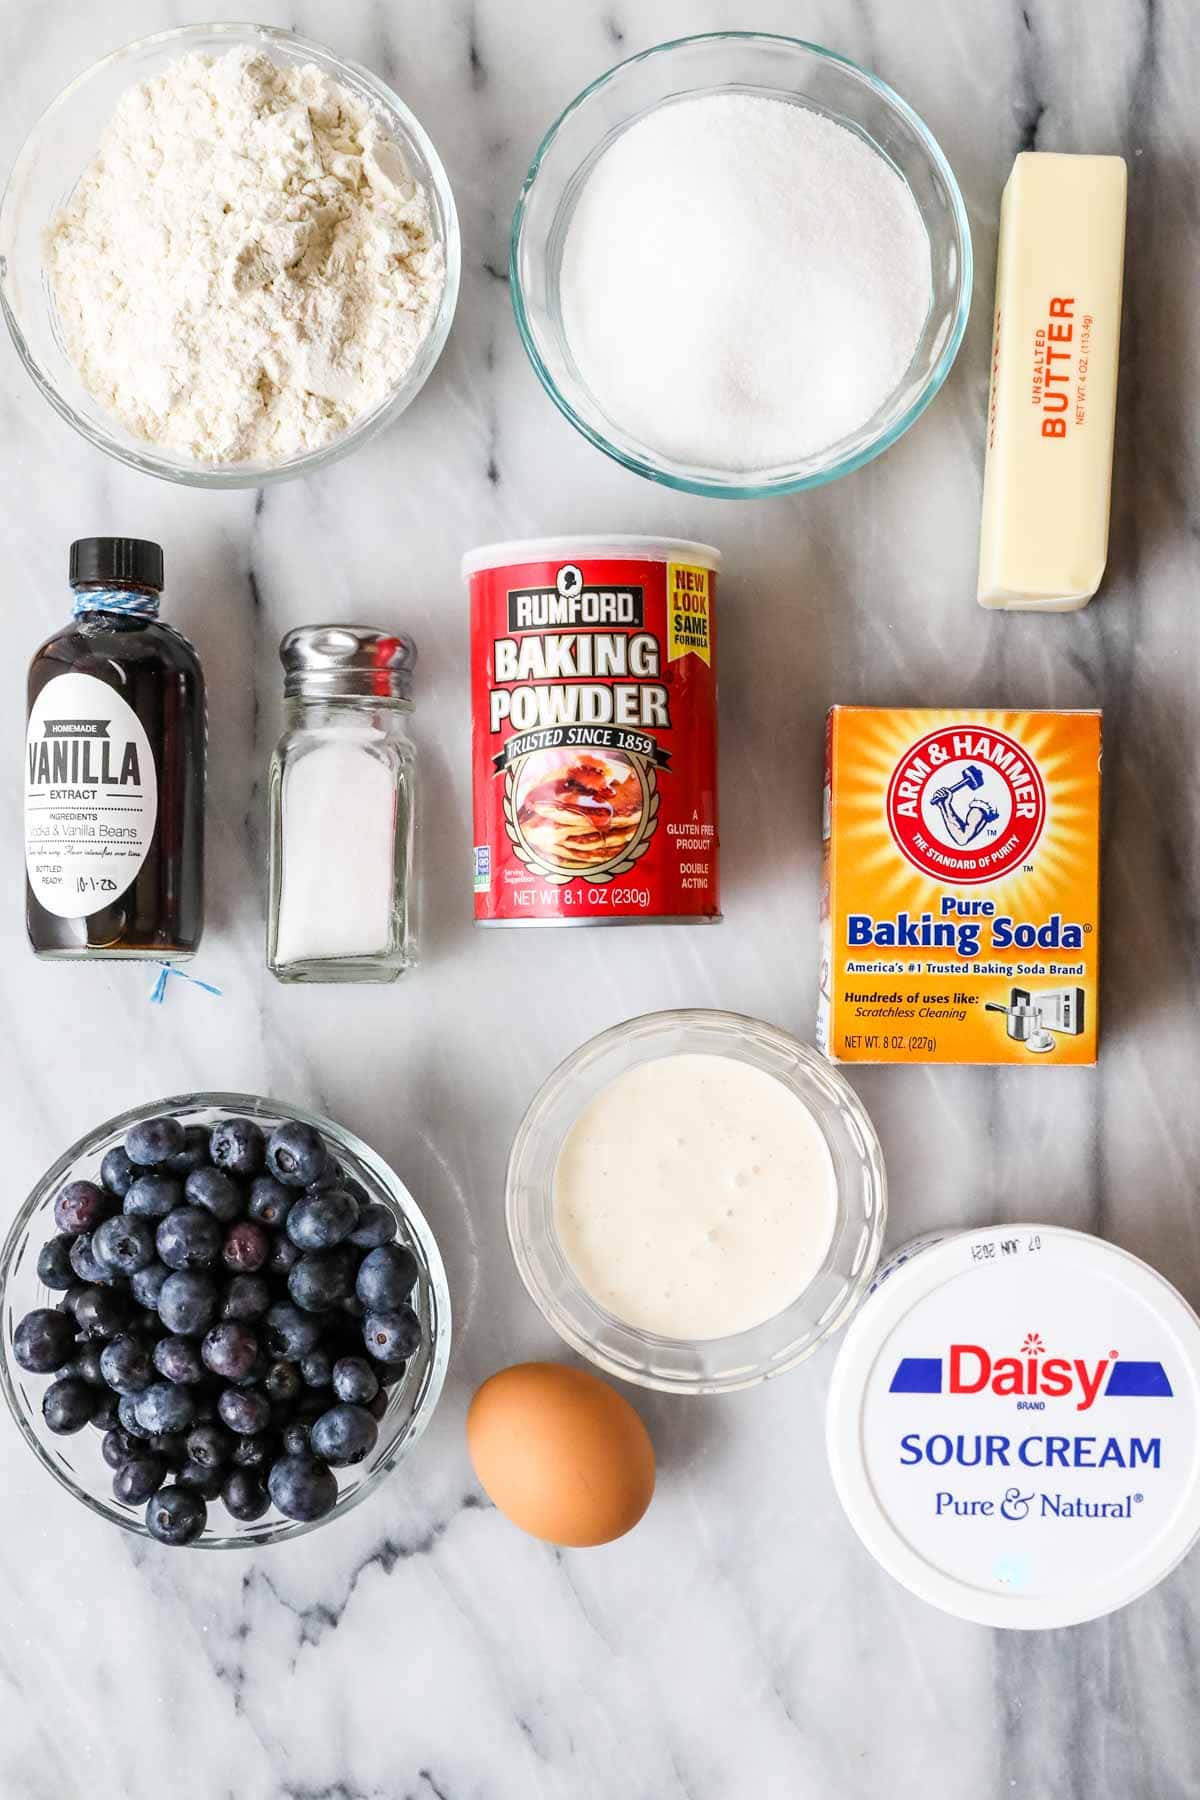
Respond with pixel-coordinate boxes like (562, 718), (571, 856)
(510, 746), (650, 882)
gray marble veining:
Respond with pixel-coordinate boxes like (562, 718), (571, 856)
(1, 1), (1198, 1796)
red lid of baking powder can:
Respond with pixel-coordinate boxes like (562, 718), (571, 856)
(464, 536), (721, 927)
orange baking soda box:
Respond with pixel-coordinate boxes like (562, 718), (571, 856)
(818, 708), (1101, 1064)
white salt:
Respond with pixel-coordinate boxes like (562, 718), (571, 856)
(275, 741), (396, 964)
(559, 93), (932, 472)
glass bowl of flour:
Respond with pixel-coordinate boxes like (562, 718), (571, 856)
(511, 33), (971, 498)
(0, 24), (460, 487)
(506, 1011), (887, 1394)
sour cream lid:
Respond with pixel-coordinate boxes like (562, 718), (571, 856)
(826, 1226), (1200, 1629)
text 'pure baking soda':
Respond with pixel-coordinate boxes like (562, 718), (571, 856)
(818, 708), (1101, 1064)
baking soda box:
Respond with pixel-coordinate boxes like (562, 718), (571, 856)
(818, 708), (1101, 1065)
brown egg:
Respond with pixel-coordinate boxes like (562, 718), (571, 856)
(467, 1361), (656, 1546)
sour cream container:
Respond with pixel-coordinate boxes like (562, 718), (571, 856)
(826, 1225), (1200, 1629)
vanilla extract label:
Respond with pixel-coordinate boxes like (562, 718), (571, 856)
(24, 672), (157, 919)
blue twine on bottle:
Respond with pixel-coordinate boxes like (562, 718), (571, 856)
(73, 587), (160, 619)
(148, 963), (223, 1005)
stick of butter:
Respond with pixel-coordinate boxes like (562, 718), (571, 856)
(977, 153), (1127, 612)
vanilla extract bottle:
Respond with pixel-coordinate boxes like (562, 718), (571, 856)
(25, 539), (205, 960)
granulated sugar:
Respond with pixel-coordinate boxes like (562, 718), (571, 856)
(559, 94), (932, 472)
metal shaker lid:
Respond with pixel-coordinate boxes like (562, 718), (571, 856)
(279, 625), (417, 701)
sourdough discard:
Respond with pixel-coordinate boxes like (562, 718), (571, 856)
(47, 49), (444, 464)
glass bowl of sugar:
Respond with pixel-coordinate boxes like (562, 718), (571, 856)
(511, 33), (972, 498)
(506, 1010), (887, 1395)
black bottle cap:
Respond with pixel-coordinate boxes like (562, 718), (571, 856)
(69, 538), (164, 592)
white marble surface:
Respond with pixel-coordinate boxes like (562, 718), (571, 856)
(0, 1), (1197, 1795)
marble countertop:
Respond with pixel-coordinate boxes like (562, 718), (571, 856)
(1, 1), (1197, 1796)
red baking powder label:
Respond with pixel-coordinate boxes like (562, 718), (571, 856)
(468, 549), (720, 923)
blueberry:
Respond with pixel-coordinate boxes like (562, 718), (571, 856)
(266, 1122), (329, 1189)
(134, 1383), (196, 1437)
(147, 1432), (190, 1465)
(99, 1335), (154, 1395)
(125, 1116), (185, 1168)
(117, 1395), (151, 1438)
(264, 1302), (322, 1361)
(156, 1207), (222, 1272)
(267, 1454), (338, 1522)
(217, 1388), (270, 1437)
(13, 1308), (75, 1373)
(184, 1167), (242, 1224)
(130, 1262), (171, 1311)
(366, 1389), (389, 1422)
(210, 1117), (265, 1179)
(187, 1422), (234, 1469)
(177, 1460), (223, 1500)
(231, 1432), (271, 1469)
(222, 1468), (270, 1521)
(286, 1189), (358, 1252)
(355, 1244), (418, 1313)
(35, 1234), (75, 1292)
(69, 1234), (114, 1286)
(221, 1275), (272, 1321)
(310, 1403), (377, 1467)
(289, 1248), (355, 1314)
(93, 1213), (156, 1276)
(223, 1221), (268, 1273)
(349, 1202), (397, 1250)
(267, 1235), (302, 1276)
(68, 1344), (106, 1387)
(165, 1126), (210, 1177)
(100, 1145), (136, 1197)
(43, 1377), (97, 1434)
(102, 1427), (140, 1469)
(264, 1360), (302, 1404)
(54, 1180), (112, 1237)
(300, 1350), (333, 1389)
(124, 1174), (182, 1220)
(113, 1455), (167, 1505)
(73, 1284), (129, 1340)
(91, 1391), (122, 1431)
(58, 1283), (90, 1319)
(145, 1486), (206, 1546)
(341, 1295), (366, 1320)
(153, 1336), (206, 1385)
(332, 1357), (380, 1406)
(202, 1323), (259, 1382)
(157, 1271), (218, 1336)
(280, 1420), (310, 1457)
(247, 1177), (293, 1229)
(362, 1305), (421, 1365)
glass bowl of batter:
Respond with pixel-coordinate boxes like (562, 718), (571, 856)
(506, 1010), (887, 1393)
(0, 23), (460, 488)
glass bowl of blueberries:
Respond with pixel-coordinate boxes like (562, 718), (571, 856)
(0, 1093), (451, 1547)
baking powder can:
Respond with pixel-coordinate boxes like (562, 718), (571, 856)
(464, 536), (721, 926)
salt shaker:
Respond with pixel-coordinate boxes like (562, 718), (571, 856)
(268, 626), (417, 983)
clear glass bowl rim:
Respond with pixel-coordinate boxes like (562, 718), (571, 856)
(0, 21), (462, 489)
(509, 29), (974, 500)
(506, 1008), (888, 1393)
(0, 1090), (452, 1548)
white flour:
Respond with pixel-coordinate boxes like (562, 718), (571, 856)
(560, 94), (932, 472)
(47, 49), (445, 464)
